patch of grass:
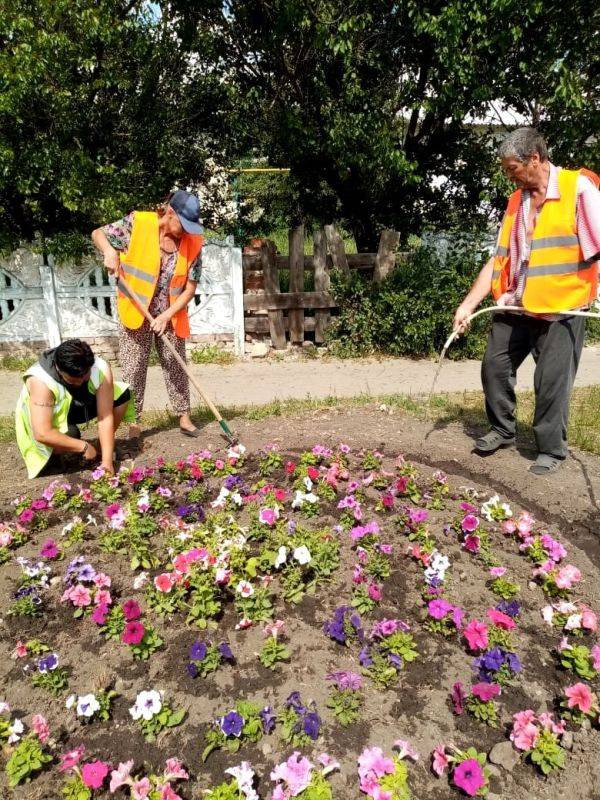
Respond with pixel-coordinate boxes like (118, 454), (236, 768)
(190, 345), (236, 366)
(2, 387), (600, 456)
(0, 354), (37, 371)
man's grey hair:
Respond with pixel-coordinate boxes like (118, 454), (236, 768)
(498, 128), (548, 162)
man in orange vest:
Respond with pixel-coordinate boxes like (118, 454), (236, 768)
(454, 128), (600, 475)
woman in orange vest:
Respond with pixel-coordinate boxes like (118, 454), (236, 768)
(92, 191), (204, 437)
(453, 128), (600, 475)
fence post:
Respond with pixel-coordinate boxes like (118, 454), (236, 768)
(40, 255), (62, 346)
(313, 229), (330, 344)
(229, 236), (245, 356)
(261, 240), (286, 349)
(325, 224), (350, 278)
(373, 229), (400, 283)
(288, 224), (305, 344)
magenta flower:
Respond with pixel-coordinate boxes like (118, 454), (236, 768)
(428, 599), (453, 620)
(463, 534), (481, 553)
(451, 682), (467, 714)
(121, 621), (145, 645)
(122, 600), (142, 621)
(471, 683), (501, 702)
(18, 509), (34, 524)
(40, 539), (59, 559)
(461, 514), (480, 532)
(91, 603), (109, 625)
(452, 758), (485, 797)
(81, 761), (110, 789)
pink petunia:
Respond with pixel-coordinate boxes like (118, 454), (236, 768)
(95, 589), (112, 607)
(131, 777), (152, 799)
(159, 786), (183, 800)
(91, 603), (109, 625)
(31, 714), (49, 743)
(489, 566), (507, 578)
(555, 565), (582, 590)
(487, 608), (516, 630)
(461, 514), (480, 532)
(59, 745), (86, 772)
(81, 761), (110, 789)
(163, 758), (189, 782)
(591, 645), (600, 672)
(70, 585), (92, 607)
(109, 760), (134, 792)
(154, 573), (175, 593)
(581, 607), (597, 632)
(463, 620), (488, 652)
(565, 683), (594, 714)
(93, 572), (111, 589)
(431, 744), (450, 777)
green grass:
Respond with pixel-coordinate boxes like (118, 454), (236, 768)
(2, 387), (599, 455)
(0, 354), (37, 371)
(190, 345), (237, 366)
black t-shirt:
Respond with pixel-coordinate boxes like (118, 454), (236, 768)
(38, 348), (97, 421)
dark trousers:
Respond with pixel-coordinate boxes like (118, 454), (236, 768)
(481, 313), (585, 458)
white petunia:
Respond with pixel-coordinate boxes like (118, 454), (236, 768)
(129, 690), (162, 721)
(293, 545), (311, 565)
(274, 546), (288, 568)
(77, 693), (101, 718)
(8, 719), (24, 744)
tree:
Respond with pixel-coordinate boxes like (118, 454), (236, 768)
(191, 0), (598, 248)
(0, 0), (228, 255)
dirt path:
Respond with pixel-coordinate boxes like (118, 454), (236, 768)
(1, 347), (600, 413)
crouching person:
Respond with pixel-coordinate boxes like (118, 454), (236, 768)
(15, 339), (135, 478)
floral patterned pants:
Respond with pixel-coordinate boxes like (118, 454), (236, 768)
(119, 321), (190, 418)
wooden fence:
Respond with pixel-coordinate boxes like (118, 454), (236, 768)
(242, 225), (402, 348)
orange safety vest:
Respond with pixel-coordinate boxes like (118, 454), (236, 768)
(116, 211), (203, 338)
(491, 167), (599, 313)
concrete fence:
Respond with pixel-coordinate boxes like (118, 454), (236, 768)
(0, 238), (245, 360)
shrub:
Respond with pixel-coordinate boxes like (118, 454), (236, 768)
(326, 234), (493, 359)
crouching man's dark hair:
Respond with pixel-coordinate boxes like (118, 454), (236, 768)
(54, 339), (95, 377)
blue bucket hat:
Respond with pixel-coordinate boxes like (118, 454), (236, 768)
(169, 189), (203, 235)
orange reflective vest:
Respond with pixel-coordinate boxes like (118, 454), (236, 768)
(116, 211), (203, 338)
(491, 168), (599, 313)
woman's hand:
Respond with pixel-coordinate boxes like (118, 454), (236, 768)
(104, 249), (121, 276)
(150, 311), (172, 336)
(82, 441), (99, 462)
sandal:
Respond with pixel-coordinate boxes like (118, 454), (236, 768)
(180, 427), (201, 438)
(474, 431), (515, 453)
(529, 454), (564, 475)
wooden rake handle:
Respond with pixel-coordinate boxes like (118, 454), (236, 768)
(117, 272), (226, 425)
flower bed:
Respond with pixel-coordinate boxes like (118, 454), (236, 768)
(0, 442), (598, 798)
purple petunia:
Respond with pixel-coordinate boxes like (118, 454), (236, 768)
(38, 653), (58, 673)
(260, 705), (276, 734)
(220, 711), (244, 737)
(302, 710), (321, 740)
(326, 671), (363, 691)
(190, 641), (208, 662)
(187, 662), (199, 678)
(285, 692), (307, 715)
(218, 642), (234, 661)
(496, 600), (521, 619)
(359, 647), (374, 667)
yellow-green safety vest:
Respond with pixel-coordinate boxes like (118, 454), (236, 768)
(15, 357), (134, 479)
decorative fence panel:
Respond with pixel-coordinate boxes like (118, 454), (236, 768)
(0, 238), (245, 356)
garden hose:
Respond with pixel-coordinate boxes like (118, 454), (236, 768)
(429, 305), (600, 400)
